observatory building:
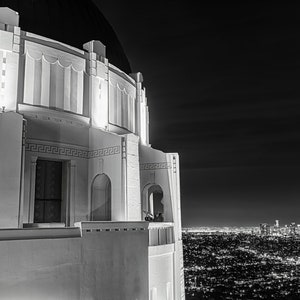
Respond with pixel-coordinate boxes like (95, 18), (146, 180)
(0, 1), (185, 299)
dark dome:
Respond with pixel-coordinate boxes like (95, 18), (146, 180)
(0, 0), (131, 73)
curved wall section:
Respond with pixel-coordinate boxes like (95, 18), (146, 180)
(108, 69), (136, 133)
(23, 41), (84, 115)
(0, 7), (150, 144)
(0, 21), (151, 142)
(12, 32), (149, 143)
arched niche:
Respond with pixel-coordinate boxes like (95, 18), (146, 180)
(143, 184), (164, 222)
(91, 173), (111, 221)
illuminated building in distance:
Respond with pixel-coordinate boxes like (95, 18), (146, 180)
(260, 223), (271, 236)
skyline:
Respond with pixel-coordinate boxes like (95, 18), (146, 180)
(95, 2), (299, 227)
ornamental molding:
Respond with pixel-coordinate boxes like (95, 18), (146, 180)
(18, 104), (90, 128)
(26, 141), (88, 158)
(140, 162), (172, 171)
(88, 146), (120, 158)
(25, 139), (120, 159)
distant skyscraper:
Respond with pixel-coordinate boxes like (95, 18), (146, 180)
(289, 222), (296, 236)
(281, 225), (289, 236)
(260, 223), (270, 236)
(297, 225), (300, 235)
(272, 220), (280, 236)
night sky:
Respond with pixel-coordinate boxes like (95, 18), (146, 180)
(94, 1), (299, 227)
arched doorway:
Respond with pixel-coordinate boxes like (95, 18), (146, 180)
(91, 174), (111, 221)
(143, 184), (164, 221)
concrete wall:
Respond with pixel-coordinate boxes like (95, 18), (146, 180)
(149, 244), (175, 300)
(22, 116), (90, 225)
(140, 147), (186, 299)
(166, 153), (186, 300)
(108, 67), (136, 132)
(81, 228), (148, 300)
(23, 40), (85, 115)
(0, 225), (148, 300)
(0, 27), (20, 111)
(0, 22), (151, 225)
(0, 236), (81, 299)
(124, 133), (141, 220)
(22, 114), (144, 225)
(88, 127), (123, 221)
(139, 145), (173, 222)
(25, 114), (89, 147)
(0, 112), (23, 228)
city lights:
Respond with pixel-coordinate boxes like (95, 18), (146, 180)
(183, 221), (300, 299)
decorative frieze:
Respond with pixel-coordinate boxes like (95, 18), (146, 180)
(88, 145), (120, 158)
(140, 162), (172, 170)
(25, 140), (120, 159)
(26, 142), (88, 158)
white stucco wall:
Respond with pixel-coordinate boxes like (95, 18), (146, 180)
(22, 116), (90, 225)
(0, 236), (81, 300)
(0, 27), (20, 111)
(149, 244), (175, 300)
(81, 228), (148, 299)
(139, 145), (173, 222)
(108, 68), (136, 133)
(0, 226), (148, 300)
(140, 146), (185, 300)
(124, 133), (141, 220)
(23, 40), (85, 115)
(0, 112), (23, 228)
(88, 127), (123, 220)
(22, 115), (144, 225)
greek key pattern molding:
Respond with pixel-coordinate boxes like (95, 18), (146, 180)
(25, 142), (120, 159)
(140, 162), (172, 170)
(89, 146), (120, 158)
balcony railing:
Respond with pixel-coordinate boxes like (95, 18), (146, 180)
(148, 222), (174, 246)
(74, 221), (147, 232)
(75, 221), (174, 247)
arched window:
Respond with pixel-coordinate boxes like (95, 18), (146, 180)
(91, 174), (111, 221)
(143, 184), (164, 222)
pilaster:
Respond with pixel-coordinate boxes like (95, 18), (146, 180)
(131, 72), (149, 145)
(84, 40), (109, 129)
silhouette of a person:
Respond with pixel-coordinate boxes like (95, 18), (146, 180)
(157, 213), (164, 222)
(144, 211), (154, 221)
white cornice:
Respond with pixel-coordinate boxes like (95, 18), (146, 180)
(18, 103), (90, 128)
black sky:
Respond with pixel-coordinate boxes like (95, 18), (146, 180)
(94, 1), (300, 227)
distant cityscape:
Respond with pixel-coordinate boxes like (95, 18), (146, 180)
(184, 219), (300, 237)
(183, 220), (300, 300)
(259, 220), (300, 237)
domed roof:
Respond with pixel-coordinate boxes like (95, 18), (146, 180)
(0, 0), (131, 73)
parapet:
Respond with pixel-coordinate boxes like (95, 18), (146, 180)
(0, 7), (19, 27)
